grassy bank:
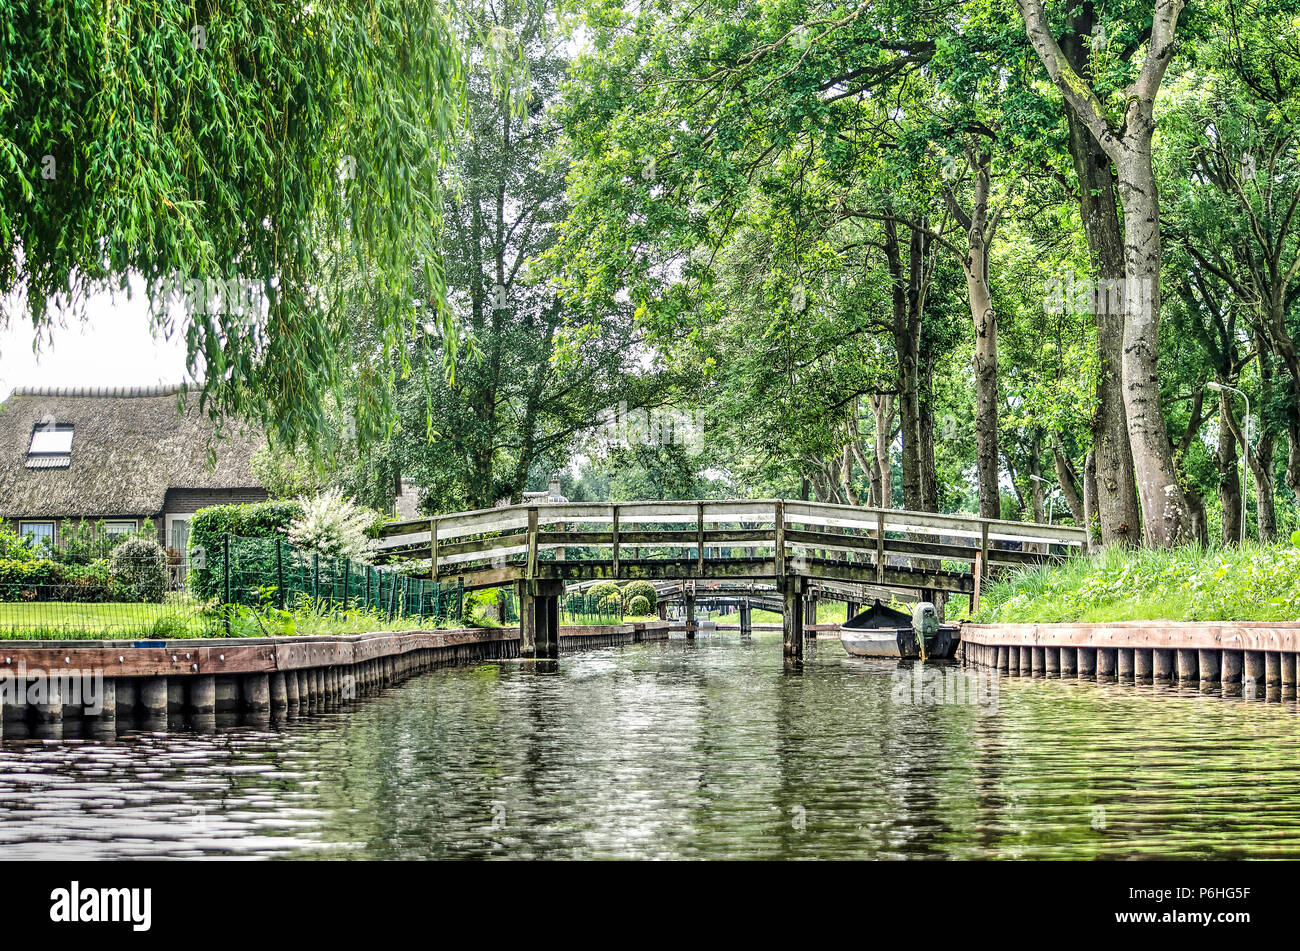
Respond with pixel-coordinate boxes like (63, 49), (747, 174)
(969, 538), (1300, 624)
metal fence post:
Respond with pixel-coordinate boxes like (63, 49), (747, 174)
(276, 538), (285, 610)
(343, 558), (350, 608)
(312, 553), (319, 606)
(223, 532), (232, 635)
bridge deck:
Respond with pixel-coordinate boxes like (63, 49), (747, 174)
(370, 499), (1085, 601)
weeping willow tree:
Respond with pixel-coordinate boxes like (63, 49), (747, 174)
(0, 1), (465, 447)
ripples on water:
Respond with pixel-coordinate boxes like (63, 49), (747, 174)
(1, 632), (1298, 859)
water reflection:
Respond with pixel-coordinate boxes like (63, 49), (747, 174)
(1, 633), (1299, 859)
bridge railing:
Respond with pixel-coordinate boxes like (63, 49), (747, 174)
(371, 500), (1086, 591)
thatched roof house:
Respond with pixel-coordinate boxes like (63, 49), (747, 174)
(0, 385), (267, 552)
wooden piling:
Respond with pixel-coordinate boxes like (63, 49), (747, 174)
(1077, 647), (1096, 680)
(1222, 651), (1243, 698)
(243, 674), (270, 713)
(95, 679), (116, 722)
(188, 676), (216, 715)
(1176, 649), (1198, 685)
(1019, 646), (1032, 676)
(270, 672), (288, 713)
(1245, 651), (1265, 700)
(1060, 647), (1077, 677)
(1044, 647), (1060, 678)
(1281, 653), (1297, 700)
(117, 679), (139, 718)
(285, 670), (300, 709)
(140, 677), (168, 718)
(782, 580), (804, 665)
(1117, 648), (1134, 684)
(1265, 652), (1281, 689)
(30, 674), (61, 724)
(1198, 649), (1221, 693)
(215, 677), (240, 713)
(1031, 647), (1045, 678)
(1096, 648), (1116, 682)
(1153, 649), (1174, 683)
(1134, 649), (1153, 684)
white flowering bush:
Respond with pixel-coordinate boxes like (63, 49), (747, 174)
(287, 489), (375, 563)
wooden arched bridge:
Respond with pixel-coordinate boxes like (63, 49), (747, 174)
(370, 499), (1086, 663)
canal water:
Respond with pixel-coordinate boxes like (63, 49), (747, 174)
(2, 632), (1299, 859)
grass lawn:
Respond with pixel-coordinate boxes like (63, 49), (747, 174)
(0, 599), (652, 640)
(0, 598), (212, 639)
(969, 539), (1300, 624)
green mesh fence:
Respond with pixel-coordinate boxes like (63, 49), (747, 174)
(0, 534), (465, 639)
(217, 535), (464, 629)
(557, 592), (623, 625)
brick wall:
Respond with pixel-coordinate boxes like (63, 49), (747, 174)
(158, 487), (269, 547)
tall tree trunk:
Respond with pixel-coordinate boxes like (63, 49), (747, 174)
(1216, 389), (1243, 545)
(1066, 112), (1142, 546)
(885, 221), (927, 512)
(1058, 19), (1142, 548)
(1083, 450), (1099, 552)
(919, 342), (939, 513)
(873, 393), (895, 508)
(945, 151), (1001, 519)
(1051, 438), (1086, 525)
(1019, 0), (1192, 546)
(1116, 141), (1193, 545)
(1030, 433), (1047, 524)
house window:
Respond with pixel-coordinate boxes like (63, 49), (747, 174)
(26, 424), (73, 468)
(19, 521), (55, 548)
(104, 520), (138, 541)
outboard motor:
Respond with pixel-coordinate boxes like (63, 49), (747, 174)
(911, 602), (939, 661)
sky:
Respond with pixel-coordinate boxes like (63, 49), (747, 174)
(0, 277), (192, 400)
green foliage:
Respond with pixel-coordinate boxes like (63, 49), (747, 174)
(587, 581), (622, 606)
(623, 580), (657, 612)
(627, 594), (651, 617)
(108, 537), (168, 604)
(0, 525), (40, 562)
(0, 557), (128, 603)
(0, 0), (466, 449)
(971, 541), (1300, 624)
(188, 501), (303, 601)
(287, 489), (377, 563)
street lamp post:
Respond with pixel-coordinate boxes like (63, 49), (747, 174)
(1207, 381), (1250, 544)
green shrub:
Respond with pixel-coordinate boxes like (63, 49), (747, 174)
(587, 581), (622, 606)
(627, 594), (650, 616)
(287, 489), (376, 562)
(0, 525), (41, 562)
(623, 580), (657, 612)
(188, 500), (303, 601)
(0, 557), (129, 603)
(109, 537), (167, 603)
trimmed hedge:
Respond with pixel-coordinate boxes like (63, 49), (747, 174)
(587, 581), (622, 606)
(623, 580), (657, 612)
(109, 537), (167, 604)
(0, 557), (127, 603)
(188, 500), (303, 601)
(627, 594), (650, 616)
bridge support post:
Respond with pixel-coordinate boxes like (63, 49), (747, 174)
(846, 600), (859, 621)
(803, 593), (818, 635)
(685, 588), (696, 640)
(740, 600), (752, 638)
(517, 579), (563, 659)
(782, 579), (805, 664)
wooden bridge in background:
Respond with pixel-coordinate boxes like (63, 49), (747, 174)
(370, 499), (1086, 663)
